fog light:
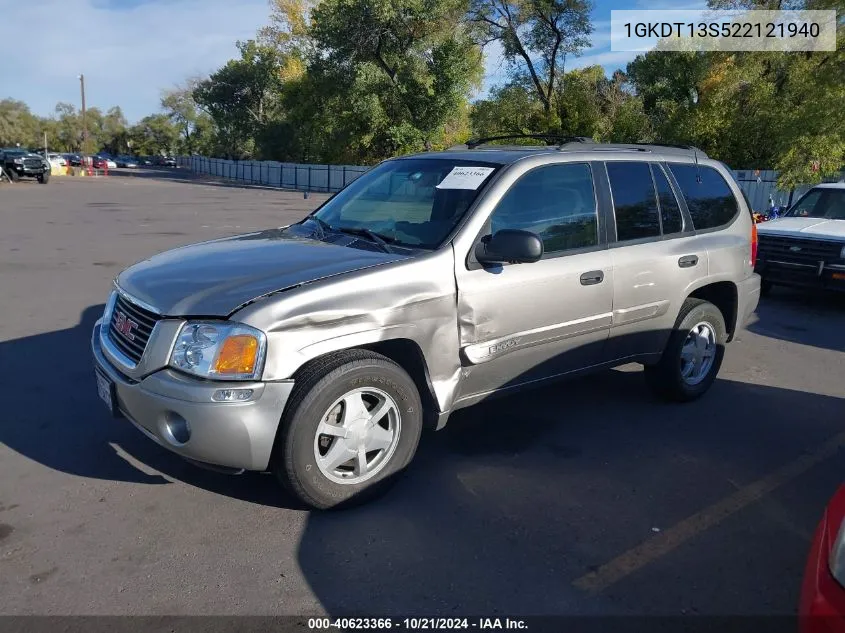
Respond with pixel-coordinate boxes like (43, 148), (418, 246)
(212, 388), (254, 402)
(163, 412), (191, 444)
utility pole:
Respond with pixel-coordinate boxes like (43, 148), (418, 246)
(78, 74), (87, 154)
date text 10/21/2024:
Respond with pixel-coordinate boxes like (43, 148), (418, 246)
(307, 618), (529, 630)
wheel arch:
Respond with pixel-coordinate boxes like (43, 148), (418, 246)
(286, 338), (443, 430)
(687, 280), (739, 341)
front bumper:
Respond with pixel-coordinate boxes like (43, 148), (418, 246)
(92, 321), (293, 471)
(756, 260), (845, 292)
(10, 165), (45, 177)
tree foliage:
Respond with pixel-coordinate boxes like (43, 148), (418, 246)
(308, 0), (483, 157)
(469, 0), (593, 120)
(1, 0), (841, 187)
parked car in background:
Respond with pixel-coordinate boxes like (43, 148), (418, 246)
(92, 157), (118, 170)
(138, 156), (153, 166)
(116, 156), (139, 168)
(91, 139), (761, 509)
(800, 484), (845, 632)
(755, 183), (845, 294)
(162, 156), (177, 167)
(48, 153), (67, 168)
(0, 148), (50, 183)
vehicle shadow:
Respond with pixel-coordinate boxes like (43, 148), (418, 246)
(295, 371), (844, 616)
(3, 305), (842, 615)
(748, 287), (845, 352)
(0, 304), (303, 508)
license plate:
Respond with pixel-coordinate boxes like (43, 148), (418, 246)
(95, 370), (117, 417)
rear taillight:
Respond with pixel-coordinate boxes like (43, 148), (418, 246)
(750, 222), (758, 267)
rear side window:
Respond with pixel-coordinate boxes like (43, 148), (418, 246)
(652, 165), (683, 234)
(606, 162), (660, 241)
(669, 164), (739, 230)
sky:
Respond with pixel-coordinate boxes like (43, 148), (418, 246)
(0, 0), (706, 124)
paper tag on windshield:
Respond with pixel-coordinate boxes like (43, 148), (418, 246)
(436, 166), (495, 190)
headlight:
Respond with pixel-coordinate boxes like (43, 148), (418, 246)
(169, 321), (266, 381)
(13, 158), (23, 164)
(830, 519), (845, 588)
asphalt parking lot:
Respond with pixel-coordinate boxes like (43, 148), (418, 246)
(1, 170), (844, 617)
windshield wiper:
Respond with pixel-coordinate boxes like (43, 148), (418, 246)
(331, 226), (396, 253)
(305, 215), (332, 239)
(303, 216), (396, 253)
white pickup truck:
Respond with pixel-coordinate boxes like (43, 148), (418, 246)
(756, 183), (845, 294)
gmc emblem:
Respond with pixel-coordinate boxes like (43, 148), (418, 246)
(114, 310), (139, 340)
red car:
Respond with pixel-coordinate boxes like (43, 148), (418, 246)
(801, 485), (845, 632)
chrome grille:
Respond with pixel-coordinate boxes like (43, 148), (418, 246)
(758, 235), (842, 266)
(23, 158), (43, 169)
(108, 294), (160, 364)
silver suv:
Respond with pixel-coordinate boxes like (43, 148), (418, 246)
(91, 139), (761, 509)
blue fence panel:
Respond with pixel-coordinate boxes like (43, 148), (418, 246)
(177, 156), (842, 203)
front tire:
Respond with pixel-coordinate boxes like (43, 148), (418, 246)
(37, 172), (50, 184)
(273, 350), (423, 510)
(645, 298), (727, 402)
(8, 169), (19, 182)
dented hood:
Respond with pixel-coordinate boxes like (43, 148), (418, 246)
(116, 229), (405, 317)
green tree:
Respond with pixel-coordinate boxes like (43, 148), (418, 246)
(129, 114), (180, 156)
(0, 99), (39, 147)
(162, 79), (215, 155)
(53, 102), (82, 152)
(308, 0), (483, 157)
(470, 81), (547, 139)
(193, 40), (284, 158)
(469, 0), (594, 120)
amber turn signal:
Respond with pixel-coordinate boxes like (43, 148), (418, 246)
(213, 335), (259, 375)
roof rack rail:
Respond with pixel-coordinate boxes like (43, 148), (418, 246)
(554, 141), (708, 158)
(464, 134), (594, 149)
(637, 142), (707, 153)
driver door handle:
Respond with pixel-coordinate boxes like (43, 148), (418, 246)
(580, 270), (604, 286)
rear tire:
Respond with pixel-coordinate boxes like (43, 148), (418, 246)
(273, 349), (423, 510)
(645, 298), (727, 402)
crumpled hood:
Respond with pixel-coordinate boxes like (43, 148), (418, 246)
(116, 229), (405, 316)
(757, 217), (845, 240)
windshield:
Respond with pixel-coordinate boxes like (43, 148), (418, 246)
(786, 188), (845, 220)
(308, 158), (500, 249)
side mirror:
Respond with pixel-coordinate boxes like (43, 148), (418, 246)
(475, 229), (543, 265)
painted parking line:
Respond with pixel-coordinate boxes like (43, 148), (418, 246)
(573, 429), (845, 594)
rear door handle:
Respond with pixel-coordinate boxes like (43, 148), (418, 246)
(678, 255), (699, 268)
(580, 270), (604, 286)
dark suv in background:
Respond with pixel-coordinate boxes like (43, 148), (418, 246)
(0, 148), (50, 183)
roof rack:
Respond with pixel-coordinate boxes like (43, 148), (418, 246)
(452, 136), (708, 158)
(555, 141), (708, 158)
(462, 134), (594, 149)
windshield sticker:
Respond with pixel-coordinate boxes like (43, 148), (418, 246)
(436, 166), (496, 190)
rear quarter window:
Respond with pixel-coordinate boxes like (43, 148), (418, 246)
(668, 164), (739, 230)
